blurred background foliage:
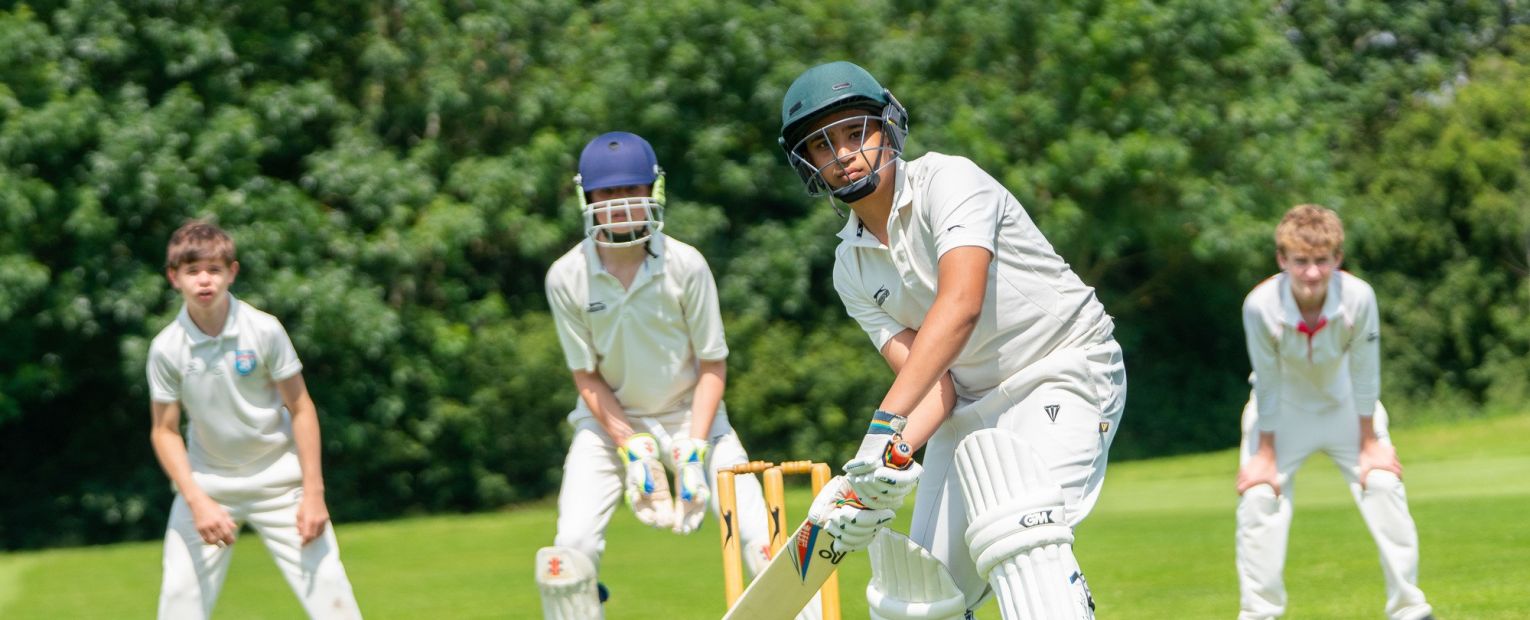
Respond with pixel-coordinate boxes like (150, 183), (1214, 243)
(1, 0), (1526, 548)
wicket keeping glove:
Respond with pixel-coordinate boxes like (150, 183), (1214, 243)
(843, 410), (922, 510)
(619, 433), (675, 529)
(669, 437), (710, 535)
(809, 475), (895, 553)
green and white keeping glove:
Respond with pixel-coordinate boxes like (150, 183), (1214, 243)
(618, 433), (674, 530)
(669, 437), (710, 535)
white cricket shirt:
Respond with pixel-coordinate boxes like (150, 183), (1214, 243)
(1243, 270), (1381, 432)
(833, 153), (1113, 401)
(545, 234), (729, 418)
(146, 295), (304, 480)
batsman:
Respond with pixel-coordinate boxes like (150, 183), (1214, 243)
(534, 131), (818, 620)
(778, 61), (1127, 619)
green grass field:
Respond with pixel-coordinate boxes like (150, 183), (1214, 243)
(4, 412), (1527, 619)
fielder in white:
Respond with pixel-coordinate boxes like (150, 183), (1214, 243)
(146, 221), (361, 619)
(536, 131), (818, 619)
(1235, 204), (1434, 620)
(779, 61), (1126, 619)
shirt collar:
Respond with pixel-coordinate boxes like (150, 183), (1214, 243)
(177, 293), (242, 345)
(834, 159), (908, 249)
(1277, 272), (1345, 327)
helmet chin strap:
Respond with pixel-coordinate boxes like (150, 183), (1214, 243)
(831, 170), (880, 203)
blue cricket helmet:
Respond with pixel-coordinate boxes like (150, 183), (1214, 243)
(577, 132), (661, 193)
(574, 132), (666, 247)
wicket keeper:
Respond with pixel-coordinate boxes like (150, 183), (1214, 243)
(535, 132), (819, 619)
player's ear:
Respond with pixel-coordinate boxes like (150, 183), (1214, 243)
(166, 267), (180, 289)
(228, 260), (240, 281)
(1332, 250), (1343, 269)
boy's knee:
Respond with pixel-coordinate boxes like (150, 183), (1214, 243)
(1239, 484), (1281, 515)
(1363, 470), (1403, 494)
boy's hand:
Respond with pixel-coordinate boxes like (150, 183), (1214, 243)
(669, 437), (710, 535)
(1236, 451), (1281, 496)
(296, 490), (331, 545)
(189, 495), (237, 547)
(844, 432), (920, 510)
(1357, 442), (1402, 489)
(618, 433), (675, 529)
(808, 476), (895, 553)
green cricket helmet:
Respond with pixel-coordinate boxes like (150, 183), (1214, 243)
(779, 61), (908, 203)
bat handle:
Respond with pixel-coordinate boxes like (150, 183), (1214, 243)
(883, 437), (914, 470)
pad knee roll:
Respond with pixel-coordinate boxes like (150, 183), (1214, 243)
(535, 546), (603, 620)
(955, 429), (1093, 620)
(866, 530), (967, 620)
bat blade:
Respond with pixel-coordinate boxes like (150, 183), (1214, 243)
(722, 516), (847, 619)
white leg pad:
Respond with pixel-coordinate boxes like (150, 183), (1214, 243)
(956, 429), (1094, 620)
(866, 530), (968, 620)
(536, 546), (603, 620)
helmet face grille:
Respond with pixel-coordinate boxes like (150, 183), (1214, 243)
(784, 109), (907, 202)
(584, 196), (664, 247)
(577, 173), (667, 247)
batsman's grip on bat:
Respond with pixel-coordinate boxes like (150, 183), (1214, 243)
(845, 410), (922, 511)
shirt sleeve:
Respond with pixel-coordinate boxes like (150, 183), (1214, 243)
(546, 265), (598, 372)
(925, 157), (1003, 260)
(681, 253), (729, 361)
(1348, 282), (1381, 419)
(146, 341), (181, 404)
(833, 250), (908, 353)
(1244, 297), (1283, 433)
(266, 320), (304, 381)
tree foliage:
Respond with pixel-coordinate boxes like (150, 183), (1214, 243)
(1, 1), (1525, 548)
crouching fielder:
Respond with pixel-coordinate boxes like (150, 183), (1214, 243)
(534, 132), (818, 620)
(778, 61), (1127, 619)
(1235, 205), (1433, 620)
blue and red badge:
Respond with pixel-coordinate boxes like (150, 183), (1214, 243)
(233, 350), (258, 376)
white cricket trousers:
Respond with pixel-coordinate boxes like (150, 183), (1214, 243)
(553, 406), (775, 576)
(158, 488), (361, 619)
(1236, 397), (1432, 620)
(907, 338), (1127, 609)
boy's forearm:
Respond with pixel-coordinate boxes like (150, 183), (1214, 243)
(880, 301), (978, 416)
(1256, 431), (1277, 456)
(150, 427), (208, 503)
(688, 360), (726, 440)
(276, 375), (327, 493)
(574, 370), (635, 444)
(899, 372), (956, 450)
(1358, 415), (1379, 447)
(290, 402), (326, 493)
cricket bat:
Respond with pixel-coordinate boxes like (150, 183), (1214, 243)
(722, 439), (913, 620)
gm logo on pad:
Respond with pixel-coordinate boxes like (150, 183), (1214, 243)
(1019, 509), (1057, 528)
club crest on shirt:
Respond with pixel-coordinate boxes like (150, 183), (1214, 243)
(873, 286), (890, 306)
(587, 301), (607, 313)
(233, 350), (258, 376)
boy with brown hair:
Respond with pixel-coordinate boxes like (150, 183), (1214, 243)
(146, 220), (362, 619)
(1236, 204), (1433, 620)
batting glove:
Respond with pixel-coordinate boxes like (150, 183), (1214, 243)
(843, 410), (922, 510)
(618, 433), (675, 530)
(669, 437), (710, 535)
(809, 475), (895, 553)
